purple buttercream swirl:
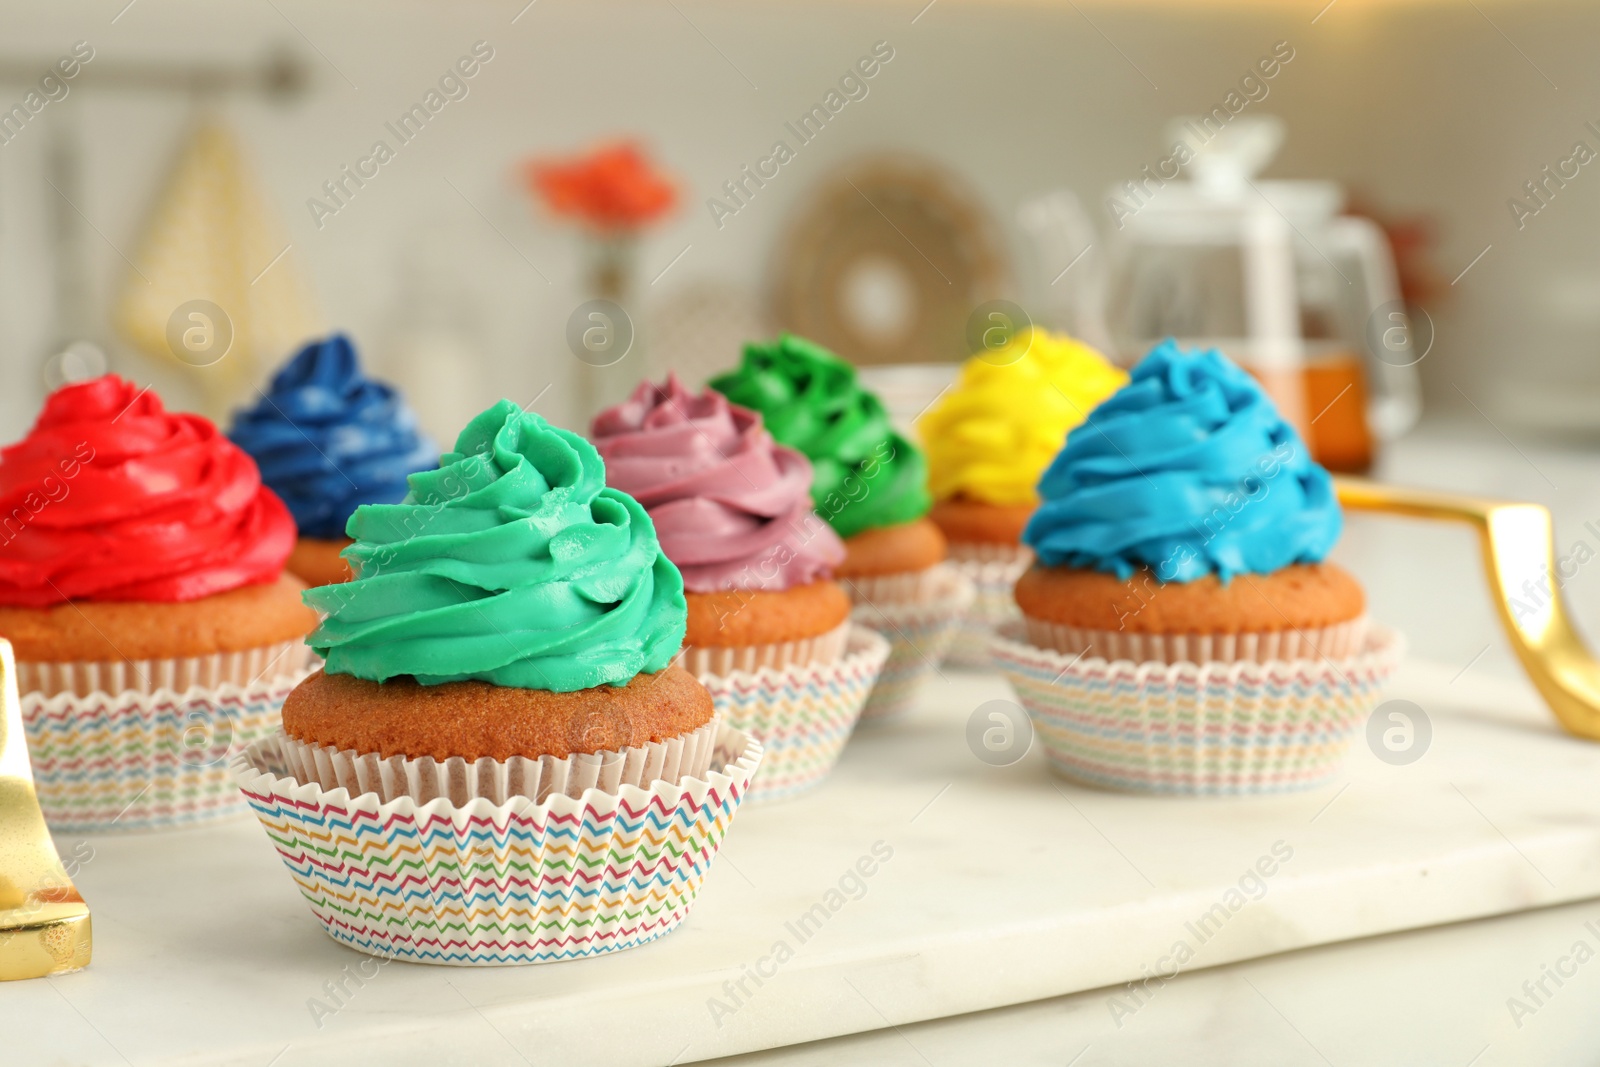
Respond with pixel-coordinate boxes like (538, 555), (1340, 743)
(591, 374), (844, 593)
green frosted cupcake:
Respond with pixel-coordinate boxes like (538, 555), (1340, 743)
(711, 333), (948, 603)
(281, 399), (718, 799)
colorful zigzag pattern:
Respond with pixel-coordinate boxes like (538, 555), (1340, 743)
(854, 569), (975, 721)
(24, 679), (299, 831)
(233, 728), (762, 965)
(698, 627), (889, 802)
(991, 624), (1404, 796)
(943, 556), (1029, 672)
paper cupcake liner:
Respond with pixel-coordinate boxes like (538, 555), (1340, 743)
(22, 671), (310, 832)
(851, 564), (977, 721)
(19, 640), (313, 699)
(944, 544), (1033, 670)
(277, 718), (721, 806)
(695, 626), (890, 803)
(1022, 616), (1371, 665)
(841, 566), (944, 605)
(947, 541), (1034, 566)
(677, 618), (851, 677)
(231, 724), (764, 966)
(990, 621), (1405, 796)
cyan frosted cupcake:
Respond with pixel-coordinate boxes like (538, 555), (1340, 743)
(230, 334), (436, 586)
(991, 341), (1402, 795)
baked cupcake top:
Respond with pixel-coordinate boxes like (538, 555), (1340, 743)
(918, 328), (1127, 507)
(709, 334), (930, 540)
(229, 334), (437, 541)
(590, 373), (845, 592)
(0, 375), (295, 606)
(304, 400), (686, 691)
(1023, 340), (1341, 582)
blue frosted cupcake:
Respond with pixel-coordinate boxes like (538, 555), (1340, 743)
(990, 341), (1401, 794)
(230, 334), (436, 586)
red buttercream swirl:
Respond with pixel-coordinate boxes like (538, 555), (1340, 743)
(0, 375), (295, 606)
(591, 374), (844, 593)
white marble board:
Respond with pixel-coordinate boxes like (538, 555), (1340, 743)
(8, 658), (1600, 1066)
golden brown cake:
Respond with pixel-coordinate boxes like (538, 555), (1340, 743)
(283, 665), (714, 762)
(836, 517), (948, 580)
(286, 537), (355, 587)
(684, 579), (851, 649)
(928, 497), (1034, 547)
(0, 574), (318, 663)
(1014, 562), (1365, 635)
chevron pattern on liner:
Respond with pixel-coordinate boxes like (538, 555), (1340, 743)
(990, 623), (1405, 796)
(232, 725), (763, 965)
(698, 626), (889, 803)
(853, 569), (975, 722)
(943, 554), (1031, 672)
(24, 678), (301, 831)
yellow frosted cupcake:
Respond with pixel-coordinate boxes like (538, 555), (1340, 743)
(916, 328), (1125, 667)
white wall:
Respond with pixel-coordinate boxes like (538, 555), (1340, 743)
(0, 0), (1595, 443)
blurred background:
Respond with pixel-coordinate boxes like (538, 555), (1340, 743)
(1, 0), (1597, 674)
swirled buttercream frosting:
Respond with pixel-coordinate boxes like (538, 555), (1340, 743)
(304, 400), (687, 691)
(709, 334), (930, 540)
(0, 375), (295, 606)
(1022, 340), (1341, 582)
(229, 334), (436, 540)
(918, 328), (1127, 507)
(591, 374), (844, 592)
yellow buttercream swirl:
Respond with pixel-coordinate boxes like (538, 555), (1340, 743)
(917, 329), (1127, 507)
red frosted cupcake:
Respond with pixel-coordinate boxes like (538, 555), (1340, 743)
(0, 375), (317, 829)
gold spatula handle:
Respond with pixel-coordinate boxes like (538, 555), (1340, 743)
(1337, 477), (1600, 741)
(0, 639), (91, 980)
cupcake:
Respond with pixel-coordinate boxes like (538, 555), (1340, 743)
(711, 334), (973, 719)
(232, 399), (762, 964)
(229, 333), (436, 587)
(990, 342), (1401, 794)
(0, 375), (318, 830)
(591, 374), (888, 800)
(916, 327), (1126, 668)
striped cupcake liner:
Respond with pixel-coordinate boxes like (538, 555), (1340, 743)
(695, 626), (890, 803)
(232, 724), (764, 966)
(840, 566), (944, 605)
(277, 718), (721, 805)
(990, 621), (1404, 796)
(19, 640), (313, 699)
(852, 565), (977, 721)
(943, 544), (1032, 671)
(23, 672), (308, 832)
(677, 618), (851, 677)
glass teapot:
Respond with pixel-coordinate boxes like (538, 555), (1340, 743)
(1104, 116), (1421, 472)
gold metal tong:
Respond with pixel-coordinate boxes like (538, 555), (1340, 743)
(0, 639), (91, 980)
(1338, 477), (1600, 740)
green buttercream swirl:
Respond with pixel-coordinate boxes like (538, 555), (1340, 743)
(709, 334), (931, 539)
(303, 400), (687, 691)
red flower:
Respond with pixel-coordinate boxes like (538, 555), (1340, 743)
(524, 141), (677, 232)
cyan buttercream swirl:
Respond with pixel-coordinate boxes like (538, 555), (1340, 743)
(303, 401), (687, 691)
(1023, 340), (1342, 582)
(229, 334), (437, 540)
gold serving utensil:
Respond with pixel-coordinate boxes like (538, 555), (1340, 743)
(0, 639), (91, 979)
(1338, 477), (1600, 741)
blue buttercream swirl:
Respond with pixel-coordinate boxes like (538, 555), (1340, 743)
(1022, 340), (1342, 582)
(229, 334), (437, 540)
